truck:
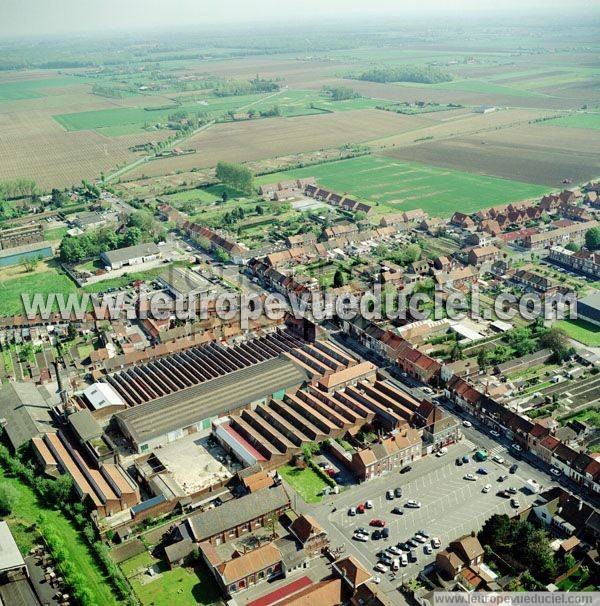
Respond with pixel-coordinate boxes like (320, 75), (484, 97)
(474, 449), (488, 462)
(525, 478), (541, 494)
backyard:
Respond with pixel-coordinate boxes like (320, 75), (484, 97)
(119, 550), (220, 606)
(278, 464), (327, 504)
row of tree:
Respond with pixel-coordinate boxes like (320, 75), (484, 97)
(322, 85), (359, 101)
(214, 76), (280, 97)
(355, 65), (453, 84)
(215, 161), (254, 194)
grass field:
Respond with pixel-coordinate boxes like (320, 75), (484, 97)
(278, 464), (326, 503)
(555, 318), (600, 347)
(0, 467), (118, 605)
(0, 264), (79, 316)
(120, 550), (219, 606)
(54, 93), (270, 134)
(0, 76), (87, 101)
(545, 113), (600, 130)
(257, 155), (548, 216)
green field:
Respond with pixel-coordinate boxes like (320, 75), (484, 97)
(0, 76), (88, 101)
(555, 318), (600, 346)
(0, 267), (79, 316)
(257, 155), (548, 217)
(0, 467), (118, 605)
(393, 78), (545, 98)
(54, 93), (270, 133)
(278, 464), (326, 503)
(545, 113), (600, 130)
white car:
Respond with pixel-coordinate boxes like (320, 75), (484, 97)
(354, 533), (369, 542)
(490, 430), (500, 437)
(492, 455), (505, 464)
(512, 444), (522, 452)
(511, 498), (520, 509)
(389, 546), (403, 556)
(400, 553), (408, 566)
(550, 467), (561, 477)
(462, 420), (472, 427)
(374, 563), (388, 573)
(365, 500), (374, 509)
(373, 576), (381, 584)
(406, 500), (422, 508)
(436, 447), (448, 457)
(424, 544), (433, 554)
(482, 484), (492, 493)
(348, 507), (357, 516)
(432, 537), (441, 549)
(414, 534), (427, 543)
(464, 473), (477, 481)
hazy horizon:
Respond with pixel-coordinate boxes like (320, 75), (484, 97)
(1, 0), (599, 40)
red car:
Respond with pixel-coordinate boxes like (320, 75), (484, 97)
(370, 519), (386, 527)
(325, 468), (336, 478)
(357, 503), (365, 514)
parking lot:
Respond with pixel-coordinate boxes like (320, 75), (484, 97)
(327, 441), (544, 585)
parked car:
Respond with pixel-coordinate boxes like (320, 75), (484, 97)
(492, 455), (504, 464)
(482, 484), (492, 493)
(372, 529), (382, 540)
(370, 519), (386, 527)
(365, 500), (374, 509)
(373, 576), (381, 584)
(462, 455), (469, 464)
(407, 538), (419, 548)
(509, 464), (518, 474)
(511, 498), (520, 508)
(432, 537), (441, 549)
(490, 430), (500, 437)
(382, 527), (390, 539)
(477, 467), (488, 475)
(414, 534), (427, 544)
(394, 487), (403, 497)
(424, 544), (433, 554)
(498, 474), (508, 482)
(406, 500), (421, 508)
(436, 447), (448, 457)
(400, 465), (412, 474)
(348, 507), (356, 516)
(550, 468), (561, 477)
(507, 486), (517, 494)
(392, 506), (404, 515)
(374, 563), (388, 573)
(357, 503), (366, 513)
(462, 420), (472, 427)
(409, 549), (417, 562)
(401, 553), (408, 566)
(512, 444), (522, 452)
(386, 490), (394, 500)
(418, 529), (430, 538)
(389, 546), (402, 556)
(464, 473), (476, 481)
(456, 457), (463, 466)
(354, 532), (369, 542)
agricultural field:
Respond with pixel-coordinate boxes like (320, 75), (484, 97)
(545, 112), (600, 130)
(256, 154), (548, 217)
(384, 120), (600, 187)
(127, 109), (433, 179)
(0, 74), (90, 101)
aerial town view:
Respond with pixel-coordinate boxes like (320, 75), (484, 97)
(1, 0), (600, 605)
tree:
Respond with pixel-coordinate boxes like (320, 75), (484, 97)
(354, 210), (367, 222)
(585, 227), (600, 251)
(333, 269), (345, 288)
(23, 255), (40, 272)
(214, 248), (230, 263)
(540, 327), (572, 362)
(565, 241), (581, 252)
(122, 227), (142, 247)
(479, 514), (513, 547)
(0, 483), (18, 515)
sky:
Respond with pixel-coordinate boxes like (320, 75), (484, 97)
(0, 0), (598, 38)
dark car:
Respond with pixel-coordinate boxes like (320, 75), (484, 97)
(510, 464), (518, 474)
(372, 529), (381, 540)
(392, 506), (404, 515)
(400, 465), (412, 474)
(456, 457), (463, 466)
(462, 455), (469, 464)
(409, 549), (417, 562)
(382, 527), (390, 539)
(394, 487), (403, 497)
